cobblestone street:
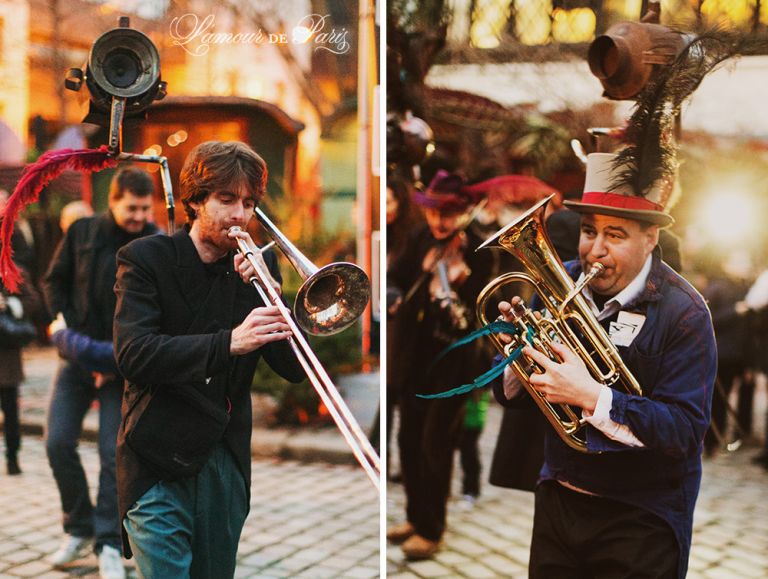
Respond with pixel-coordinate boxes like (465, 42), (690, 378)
(387, 384), (768, 579)
(0, 437), (379, 579)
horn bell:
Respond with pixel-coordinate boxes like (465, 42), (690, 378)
(295, 263), (371, 336)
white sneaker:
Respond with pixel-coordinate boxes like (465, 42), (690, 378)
(48, 535), (93, 567)
(98, 545), (126, 579)
(457, 494), (477, 511)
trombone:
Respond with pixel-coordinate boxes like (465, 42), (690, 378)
(230, 210), (380, 492)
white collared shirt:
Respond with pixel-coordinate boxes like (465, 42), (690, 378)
(502, 255), (653, 447)
(579, 254), (652, 321)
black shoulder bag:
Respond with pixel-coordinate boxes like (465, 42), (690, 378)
(0, 292), (37, 349)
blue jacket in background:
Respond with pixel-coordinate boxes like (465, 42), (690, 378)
(51, 328), (119, 375)
(493, 253), (717, 579)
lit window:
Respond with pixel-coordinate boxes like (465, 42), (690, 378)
(470, 0), (510, 48)
(602, 0), (642, 25)
(515, 0), (551, 45)
(660, 0), (696, 24)
(552, 8), (596, 43)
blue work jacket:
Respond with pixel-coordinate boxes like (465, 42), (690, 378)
(493, 253), (717, 579)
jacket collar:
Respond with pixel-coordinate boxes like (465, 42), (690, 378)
(96, 211), (158, 245)
(171, 225), (205, 268)
(170, 224), (236, 269)
(568, 249), (667, 311)
(625, 250), (666, 308)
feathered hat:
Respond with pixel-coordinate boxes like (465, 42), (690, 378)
(412, 170), (478, 211)
(567, 29), (768, 228)
(565, 152), (674, 226)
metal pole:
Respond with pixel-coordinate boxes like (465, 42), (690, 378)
(357, 0), (376, 363)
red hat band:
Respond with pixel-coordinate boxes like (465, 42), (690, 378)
(581, 191), (664, 212)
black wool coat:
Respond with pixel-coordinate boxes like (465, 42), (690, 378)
(113, 227), (305, 556)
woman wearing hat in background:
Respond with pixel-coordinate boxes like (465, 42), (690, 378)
(493, 152), (716, 579)
(386, 170), (496, 560)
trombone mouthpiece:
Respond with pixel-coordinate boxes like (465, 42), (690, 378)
(229, 226), (242, 234)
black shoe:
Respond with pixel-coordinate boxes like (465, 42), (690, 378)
(7, 459), (21, 475)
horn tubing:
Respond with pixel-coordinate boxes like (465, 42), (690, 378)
(254, 207), (318, 280)
(475, 196), (642, 452)
(231, 228), (381, 492)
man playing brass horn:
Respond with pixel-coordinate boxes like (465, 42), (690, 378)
(113, 141), (304, 577)
(494, 153), (716, 579)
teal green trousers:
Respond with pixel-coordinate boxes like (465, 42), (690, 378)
(124, 443), (249, 578)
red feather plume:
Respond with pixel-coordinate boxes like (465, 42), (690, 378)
(0, 146), (117, 293)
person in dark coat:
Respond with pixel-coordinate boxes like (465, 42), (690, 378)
(0, 267), (42, 475)
(740, 268), (768, 468)
(42, 168), (159, 578)
(379, 175), (424, 478)
(386, 170), (495, 560)
(700, 259), (753, 455)
(113, 141), (304, 578)
(0, 187), (45, 475)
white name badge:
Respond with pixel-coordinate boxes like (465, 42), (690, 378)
(609, 311), (646, 347)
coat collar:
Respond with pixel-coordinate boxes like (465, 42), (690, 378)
(628, 250), (666, 307)
(95, 211), (158, 246)
(171, 225), (206, 268)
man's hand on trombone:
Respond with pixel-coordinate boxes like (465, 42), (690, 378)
(228, 228), (282, 296)
(230, 306), (293, 355)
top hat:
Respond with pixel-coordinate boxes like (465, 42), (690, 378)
(564, 153), (674, 227)
(413, 170), (476, 212)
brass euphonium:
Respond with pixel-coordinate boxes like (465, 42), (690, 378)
(475, 195), (642, 453)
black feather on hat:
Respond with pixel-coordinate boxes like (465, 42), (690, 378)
(611, 29), (768, 208)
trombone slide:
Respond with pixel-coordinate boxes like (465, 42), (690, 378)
(230, 227), (381, 492)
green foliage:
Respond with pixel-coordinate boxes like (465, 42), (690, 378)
(390, 0), (450, 33)
(26, 147), (42, 164)
(509, 115), (572, 179)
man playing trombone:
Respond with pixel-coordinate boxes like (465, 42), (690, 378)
(494, 153), (716, 579)
(113, 141), (305, 578)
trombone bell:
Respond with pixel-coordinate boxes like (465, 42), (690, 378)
(296, 263), (371, 336)
(253, 207), (371, 336)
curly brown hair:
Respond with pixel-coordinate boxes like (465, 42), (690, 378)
(179, 141), (268, 221)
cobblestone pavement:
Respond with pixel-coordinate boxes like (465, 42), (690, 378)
(0, 436), (379, 579)
(387, 380), (768, 578)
